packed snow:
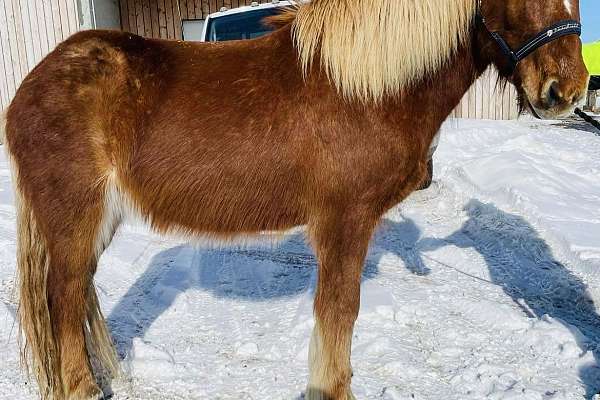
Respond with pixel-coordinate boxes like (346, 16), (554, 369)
(2, 117), (600, 399)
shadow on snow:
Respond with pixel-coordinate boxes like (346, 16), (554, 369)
(418, 199), (600, 399)
(107, 216), (430, 358)
(107, 199), (600, 398)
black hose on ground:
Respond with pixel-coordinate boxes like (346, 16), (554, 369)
(574, 108), (600, 133)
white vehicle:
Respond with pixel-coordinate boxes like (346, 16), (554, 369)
(200, 1), (295, 42)
(197, 0), (438, 189)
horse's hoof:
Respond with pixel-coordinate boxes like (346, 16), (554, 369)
(66, 382), (104, 400)
(305, 387), (356, 400)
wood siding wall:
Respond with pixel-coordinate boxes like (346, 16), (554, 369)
(0, 0), (81, 110)
(453, 68), (519, 120)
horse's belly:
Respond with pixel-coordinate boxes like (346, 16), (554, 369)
(123, 162), (307, 235)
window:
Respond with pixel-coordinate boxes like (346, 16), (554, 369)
(206, 9), (281, 42)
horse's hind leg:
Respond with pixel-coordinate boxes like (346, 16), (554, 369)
(306, 209), (377, 400)
(47, 182), (120, 399)
(15, 173), (120, 400)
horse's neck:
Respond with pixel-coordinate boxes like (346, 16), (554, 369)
(429, 40), (486, 121)
(273, 23), (488, 145)
(383, 34), (489, 144)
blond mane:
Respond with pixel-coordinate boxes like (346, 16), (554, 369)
(292, 0), (477, 101)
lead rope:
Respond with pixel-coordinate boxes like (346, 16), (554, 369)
(574, 108), (600, 133)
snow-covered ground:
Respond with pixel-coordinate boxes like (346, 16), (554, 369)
(2, 118), (600, 399)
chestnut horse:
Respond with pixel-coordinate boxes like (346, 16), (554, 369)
(2, 0), (589, 399)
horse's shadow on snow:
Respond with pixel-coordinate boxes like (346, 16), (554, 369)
(107, 199), (600, 398)
(107, 217), (427, 359)
(419, 199), (600, 399)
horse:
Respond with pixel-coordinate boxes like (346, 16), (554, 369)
(2, 0), (589, 399)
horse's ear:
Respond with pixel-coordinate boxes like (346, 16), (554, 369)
(262, 7), (298, 29)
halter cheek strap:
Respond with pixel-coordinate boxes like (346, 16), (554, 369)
(477, 14), (582, 73)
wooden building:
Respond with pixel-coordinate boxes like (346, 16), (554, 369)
(454, 68), (519, 120)
(0, 0), (518, 118)
(0, 0), (83, 110)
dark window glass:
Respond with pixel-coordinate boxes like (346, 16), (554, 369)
(206, 9), (281, 42)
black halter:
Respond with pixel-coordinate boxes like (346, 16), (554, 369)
(476, 3), (582, 73)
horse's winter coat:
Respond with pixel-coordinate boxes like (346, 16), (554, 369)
(4, 0), (588, 399)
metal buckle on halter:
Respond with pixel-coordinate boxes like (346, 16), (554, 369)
(476, 1), (582, 73)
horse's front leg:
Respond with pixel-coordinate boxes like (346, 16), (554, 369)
(306, 210), (377, 400)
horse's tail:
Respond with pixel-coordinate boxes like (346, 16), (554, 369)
(6, 111), (119, 399)
(12, 163), (61, 399)
(86, 279), (121, 382)
(8, 161), (120, 400)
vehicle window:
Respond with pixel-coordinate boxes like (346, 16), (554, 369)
(207, 9), (281, 42)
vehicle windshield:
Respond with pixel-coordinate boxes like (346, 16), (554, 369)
(206, 8), (281, 42)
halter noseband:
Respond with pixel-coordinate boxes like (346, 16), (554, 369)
(476, 1), (582, 73)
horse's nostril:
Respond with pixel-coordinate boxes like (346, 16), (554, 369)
(547, 81), (562, 107)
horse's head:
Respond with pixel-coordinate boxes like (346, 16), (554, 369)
(480, 0), (589, 119)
